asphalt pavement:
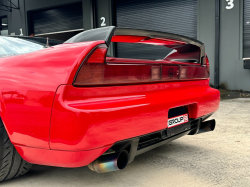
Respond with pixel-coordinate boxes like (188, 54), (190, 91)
(2, 98), (250, 187)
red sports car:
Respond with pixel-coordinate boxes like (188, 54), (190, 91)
(0, 27), (220, 181)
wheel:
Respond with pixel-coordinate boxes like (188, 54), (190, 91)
(0, 120), (32, 182)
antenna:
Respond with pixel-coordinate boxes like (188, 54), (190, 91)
(46, 37), (49, 47)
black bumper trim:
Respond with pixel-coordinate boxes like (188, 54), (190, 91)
(103, 114), (214, 164)
(136, 129), (191, 156)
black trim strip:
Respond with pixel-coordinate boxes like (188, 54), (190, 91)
(136, 130), (190, 156)
(214, 0), (220, 88)
(103, 114), (214, 163)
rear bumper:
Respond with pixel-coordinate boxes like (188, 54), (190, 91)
(15, 126), (191, 167)
(15, 145), (110, 168)
(50, 80), (220, 152)
(16, 117), (208, 167)
(17, 80), (220, 168)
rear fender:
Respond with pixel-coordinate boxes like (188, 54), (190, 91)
(0, 95), (9, 137)
(0, 40), (106, 149)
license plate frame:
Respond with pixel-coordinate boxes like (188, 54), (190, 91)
(168, 114), (189, 128)
(167, 107), (191, 137)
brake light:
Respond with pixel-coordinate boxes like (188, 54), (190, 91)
(180, 66), (209, 79)
(87, 44), (108, 63)
(111, 35), (186, 46)
(73, 45), (209, 86)
(202, 54), (210, 76)
(140, 38), (186, 46)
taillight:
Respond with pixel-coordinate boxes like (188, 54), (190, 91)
(179, 66), (209, 80)
(73, 45), (209, 86)
(202, 54), (210, 76)
(111, 35), (186, 46)
(140, 38), (186, 46)
(87, 44), (108, 63)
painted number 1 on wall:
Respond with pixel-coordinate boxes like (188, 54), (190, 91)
(226, 0), (234, 10)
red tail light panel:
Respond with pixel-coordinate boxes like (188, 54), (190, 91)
(86, 44), (108, 64)
(74, 44), (209, 87)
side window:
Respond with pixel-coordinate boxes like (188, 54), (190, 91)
(0, 16), (8, 36)
(0, 37), (44, 58)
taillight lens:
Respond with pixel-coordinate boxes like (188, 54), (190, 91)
(202, 54), (210, 76)
(111, 35), (186, 46)
(140, 38), (186, 46)
(180, 66), (209, 80)
(73, 45), (209, 86)
(87, 44), (108, 63)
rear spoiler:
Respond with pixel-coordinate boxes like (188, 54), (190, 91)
(65, 26), (205, 64)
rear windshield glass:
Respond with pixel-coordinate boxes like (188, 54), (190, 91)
(108, 42), (200, 64)
(114, 43), (173, 60)
(0, 37), (44, 58)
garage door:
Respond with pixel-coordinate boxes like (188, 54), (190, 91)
(244, 0), (250, 58)
(30, 2), (83, 35)
(115, 0), (197, 59)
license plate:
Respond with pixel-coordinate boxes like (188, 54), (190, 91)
(168, 114), (189, 128)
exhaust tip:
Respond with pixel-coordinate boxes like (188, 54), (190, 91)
(210, 120), (216, 131)
(117, 150), (129, 170)
(198, 119), (216, 134)
(88, 150), (129, 173)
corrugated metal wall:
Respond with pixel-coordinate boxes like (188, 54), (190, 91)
(244, 0), (250, 58)
(115, 0), (197, 59)
(30, 2), (83, 35)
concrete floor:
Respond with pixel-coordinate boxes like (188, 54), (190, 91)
(2, 98), (250, 187)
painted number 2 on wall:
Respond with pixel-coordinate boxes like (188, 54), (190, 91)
(226, 0), (234, 10)
(100, 17), (106, 27)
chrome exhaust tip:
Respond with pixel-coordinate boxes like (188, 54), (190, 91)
(88, 150), (129, 173)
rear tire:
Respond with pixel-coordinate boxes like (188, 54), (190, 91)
(0, 120), (32, 182)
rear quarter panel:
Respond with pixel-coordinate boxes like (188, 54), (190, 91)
(0, 41), (103, 148)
